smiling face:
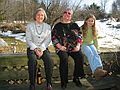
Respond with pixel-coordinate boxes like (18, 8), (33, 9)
(62, 9), (73, 23)
(86, 17), (95, 27)
(35, 11), (45, 23)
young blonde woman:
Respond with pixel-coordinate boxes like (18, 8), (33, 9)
(81, 14), (108, 80)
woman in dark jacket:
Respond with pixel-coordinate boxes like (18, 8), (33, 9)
(52, 8), (84, 89)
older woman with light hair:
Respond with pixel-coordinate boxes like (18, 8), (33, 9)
(52, 8), (85, 89)
(26, 8), (53, 90)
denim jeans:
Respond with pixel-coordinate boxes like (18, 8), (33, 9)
(82, 44), (103, 73)
(27, 48), (53, 86)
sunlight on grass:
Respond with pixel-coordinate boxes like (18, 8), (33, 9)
(0, 37), (55, 53)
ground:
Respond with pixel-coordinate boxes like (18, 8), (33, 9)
(0, 75), (120, 90)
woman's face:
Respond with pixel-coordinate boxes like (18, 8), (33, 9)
(86, 18), (95, 27)
(35, 11), (45, 23)
(63, 10), (73, 21)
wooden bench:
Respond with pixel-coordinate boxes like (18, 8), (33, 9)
(0, 52), (120, 90)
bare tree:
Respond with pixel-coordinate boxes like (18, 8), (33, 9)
(0, 0), (105, 24)
(0, 0), (10, 22)
(112, 0), (120, 20)
(116, 0), (120, 11)
(100, 0), (109, 12)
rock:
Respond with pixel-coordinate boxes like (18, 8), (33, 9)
(0, 38), (8, 47)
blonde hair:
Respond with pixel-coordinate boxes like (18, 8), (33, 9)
(81, 14), (97, 39)
(33, 8), (47, 21)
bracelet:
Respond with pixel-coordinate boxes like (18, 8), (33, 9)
(37, 48), (41, 51)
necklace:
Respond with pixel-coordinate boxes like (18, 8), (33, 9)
(62, 23), (70, 36)
(34, 22), (44, 35)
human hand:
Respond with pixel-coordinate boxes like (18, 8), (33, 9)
(72, 46), (80, 52)
(59, 46), (67, 51)
(34, 48), (43, 58)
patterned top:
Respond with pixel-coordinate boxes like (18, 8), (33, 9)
(52, 22), (82, 53)
(26, 21), (51, 51)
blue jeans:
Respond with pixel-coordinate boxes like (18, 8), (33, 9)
(82, 44), (103, 73)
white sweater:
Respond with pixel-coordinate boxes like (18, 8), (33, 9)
(26, 21), (51, 51)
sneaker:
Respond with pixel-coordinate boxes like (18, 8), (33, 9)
(73, 78), (82, 87)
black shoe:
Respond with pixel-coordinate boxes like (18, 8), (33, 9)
(73, 78), (82, 87)
(61, 82), (67, 89)
(29, 85), (35, 90)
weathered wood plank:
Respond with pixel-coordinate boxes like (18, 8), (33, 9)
(0, 52), (120, 90)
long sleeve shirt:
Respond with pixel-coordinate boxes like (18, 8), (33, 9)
(82, 28), (98, 49)
(52, 22), (82, 52)
(26, 21), (51, 51)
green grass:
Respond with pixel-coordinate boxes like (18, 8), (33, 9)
(1, 37), (25, 46)
(1, 37), (55, 53)
(1, 37), (27, 53)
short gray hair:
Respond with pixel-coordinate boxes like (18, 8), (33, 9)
(33, 8), (47, 21)
(63, 8), (73, 15)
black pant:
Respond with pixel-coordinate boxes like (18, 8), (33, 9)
(57, 51), (84, 83)
(27, 48), (53, 86)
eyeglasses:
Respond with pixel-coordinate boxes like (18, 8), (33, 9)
(64, 11), (71, 15)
